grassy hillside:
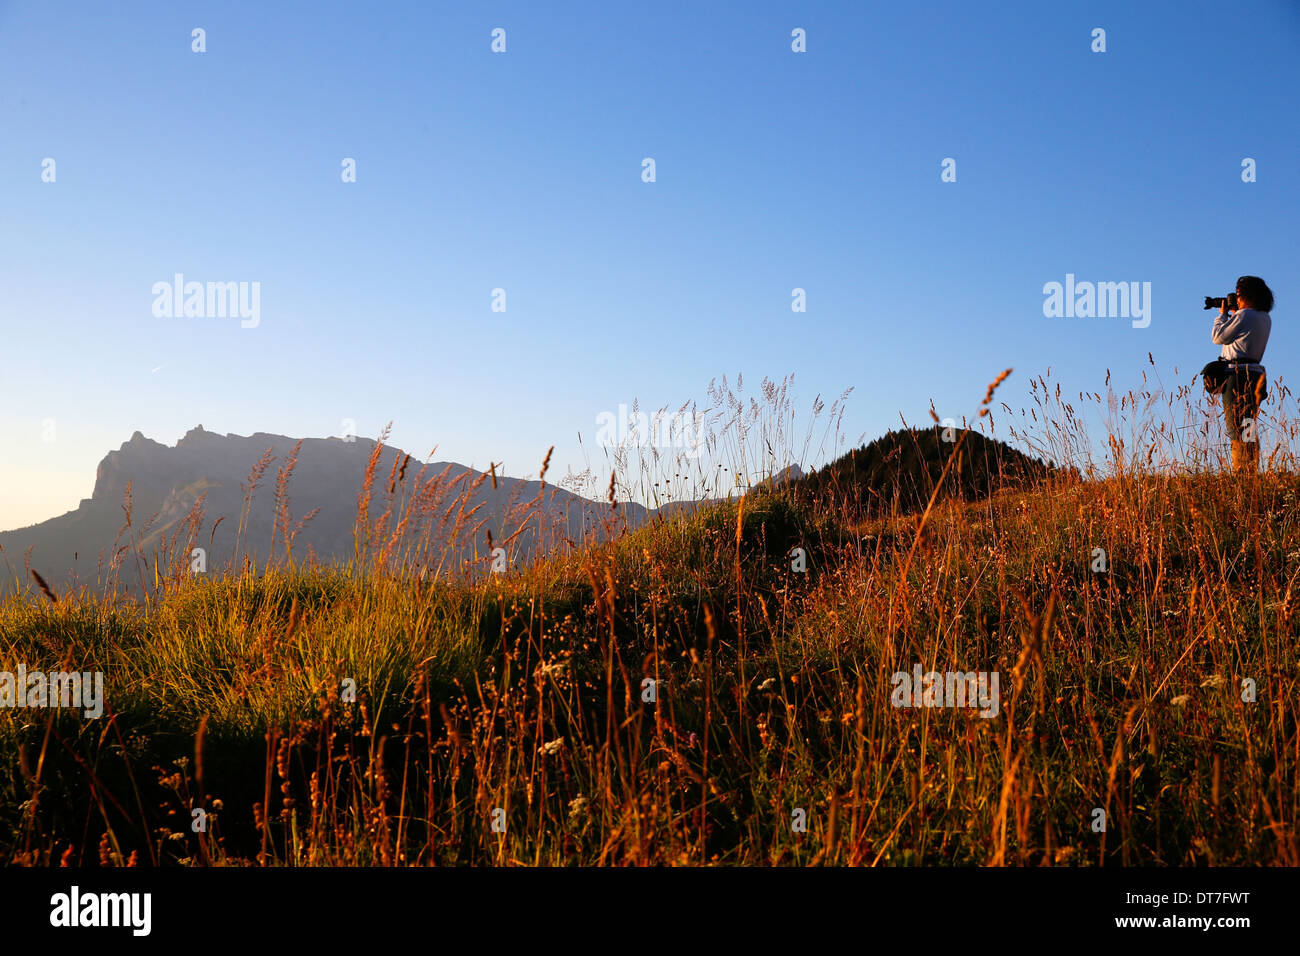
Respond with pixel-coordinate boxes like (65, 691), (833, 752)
(793, 425), (1058, 519)
(2, 369), (1297, 866)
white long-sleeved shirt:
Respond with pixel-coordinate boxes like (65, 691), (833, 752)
(1212, 307), (1271, 362)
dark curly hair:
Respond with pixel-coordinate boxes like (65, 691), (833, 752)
(1236, 276), (1274, 312)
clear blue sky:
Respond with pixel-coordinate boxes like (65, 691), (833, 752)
(2, 0), (1297, 529)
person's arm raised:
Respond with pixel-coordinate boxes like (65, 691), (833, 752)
(1211, 308), (1246, 346)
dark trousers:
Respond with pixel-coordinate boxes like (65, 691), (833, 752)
(1222, 370), (1267, 441)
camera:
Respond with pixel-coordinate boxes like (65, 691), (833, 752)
(1204, 292), (1238, 311)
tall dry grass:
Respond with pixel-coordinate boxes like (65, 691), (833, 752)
(1, 363), (1297, 866)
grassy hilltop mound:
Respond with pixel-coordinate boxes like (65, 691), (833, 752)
(793, 426), (1057, 518)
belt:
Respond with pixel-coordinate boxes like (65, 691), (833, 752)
(1225, 358), (1263, 367)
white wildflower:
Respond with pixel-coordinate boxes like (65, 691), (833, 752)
(568, 795), (589, 820)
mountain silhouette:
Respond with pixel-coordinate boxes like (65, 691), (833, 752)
(0, 426), (648, 597)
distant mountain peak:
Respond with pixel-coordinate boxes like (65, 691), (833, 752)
(177, 425), (219, 447)
(3, 424), (651, 596)
(120, 430), (166, 454)
(750, 463), (806, 493)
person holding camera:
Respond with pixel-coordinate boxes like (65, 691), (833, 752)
(1201, 276), (1273, 474)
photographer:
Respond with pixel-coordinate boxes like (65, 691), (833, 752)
(1203, 276), (1273, 474)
